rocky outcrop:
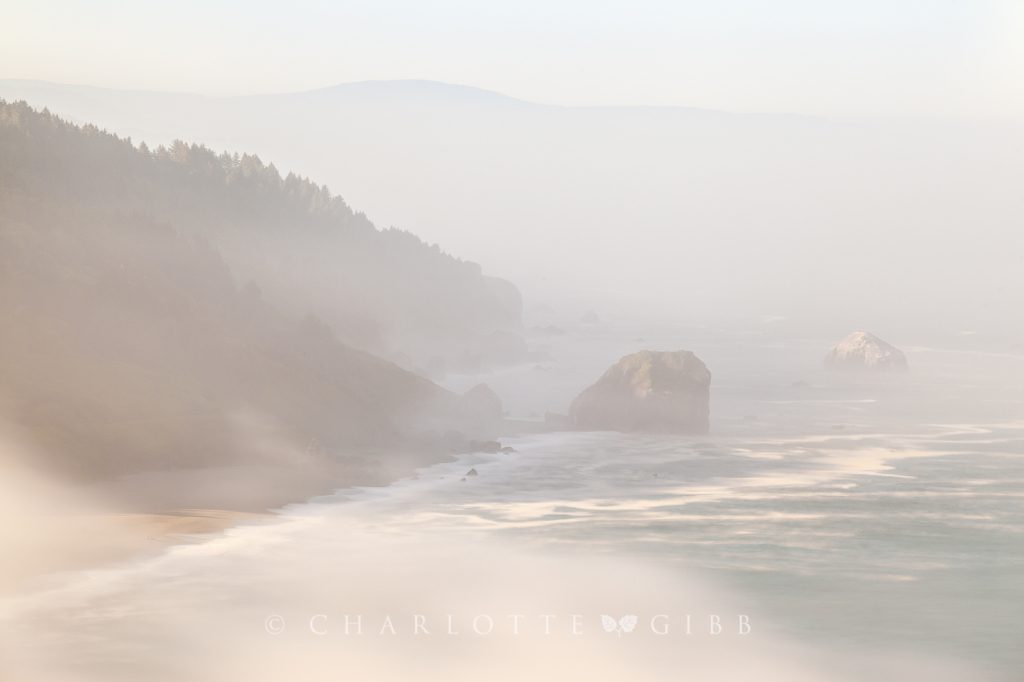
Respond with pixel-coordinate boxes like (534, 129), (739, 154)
(825, 331), (908, 371)
(461, 383), (502, 418)
(569, 350), (711, 434)
(451, 383), (504, 439)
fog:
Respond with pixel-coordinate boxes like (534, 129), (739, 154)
(1, 459), (1001, 682)
(2, 78), (1022, 344)
(2, 69), (1023, 681)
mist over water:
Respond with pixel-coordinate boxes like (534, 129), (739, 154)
(3, 320), (1022, 681)
(2, 15), (1023, 678)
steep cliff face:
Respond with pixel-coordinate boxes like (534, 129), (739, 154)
(569, 350), (711, 434)
(825, 332), (908, 371)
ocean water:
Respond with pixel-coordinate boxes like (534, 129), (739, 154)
(2, 325), (1022, 681)
(427, 423), (1024, 674)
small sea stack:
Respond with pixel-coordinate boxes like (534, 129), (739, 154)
(825, 331), (908, 371)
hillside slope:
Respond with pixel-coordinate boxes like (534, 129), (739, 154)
(0, 101), (478, 479)
(0, 92), (523, 370)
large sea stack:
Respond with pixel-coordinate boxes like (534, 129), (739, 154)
(569, 350), (711, 434)
(825, 331), (908, 371)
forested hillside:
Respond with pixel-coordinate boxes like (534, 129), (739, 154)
(0, 101), (493, 478)
(0, 99), (522, 368)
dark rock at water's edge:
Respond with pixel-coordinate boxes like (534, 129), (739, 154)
(569, 350), (711, 434)
(825, 331), (908, 371)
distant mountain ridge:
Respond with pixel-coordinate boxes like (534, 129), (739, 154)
(0, 77), (793, 120)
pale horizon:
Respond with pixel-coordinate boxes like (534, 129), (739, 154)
(3, 0), (1023, 119)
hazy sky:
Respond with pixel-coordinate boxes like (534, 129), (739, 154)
(3, 0), (1022, 118)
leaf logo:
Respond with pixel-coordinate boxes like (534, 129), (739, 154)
(601, 614), (638, 636)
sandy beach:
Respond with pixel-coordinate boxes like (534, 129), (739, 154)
(0, 446), (454, 597)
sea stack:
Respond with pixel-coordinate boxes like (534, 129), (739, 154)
(569, 350), (711, 434)
(825, 331), (908, 371)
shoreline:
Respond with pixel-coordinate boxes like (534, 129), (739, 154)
(0, 445), (461, 599)
(0, 413), (974, 600)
